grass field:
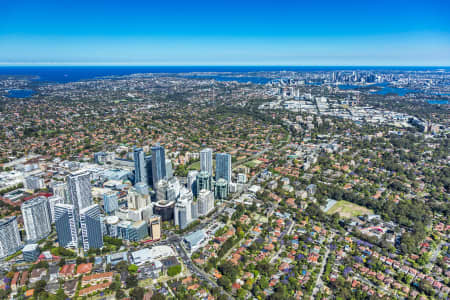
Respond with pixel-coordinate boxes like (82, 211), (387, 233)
(326, 200), (373, 218)
(188, 160), (216, 171)
(245, 159), (263, 168)
(188, 161), (200, 170)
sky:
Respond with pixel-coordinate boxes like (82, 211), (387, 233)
(0, 0), (449, 66)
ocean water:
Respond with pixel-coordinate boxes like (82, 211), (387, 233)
(338, 83), (417, 96)
(0, 66), (448, 84)
(6, 89), (34, 98)
(427, 100), (448, 105)
(372, 86), (417, 96)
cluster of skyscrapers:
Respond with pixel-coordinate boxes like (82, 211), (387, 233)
(54, 171), (103, 251)
(133, 144), (168, 189)
(0, 144), (232, 257)
(0, 170), (103, 258)
(137, 146), (231, 230)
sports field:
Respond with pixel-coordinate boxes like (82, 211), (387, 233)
(326, 200), (373, 218)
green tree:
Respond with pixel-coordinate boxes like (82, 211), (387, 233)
(151, 292), (166, 300)
(126, 274), (138, 288)
(130, 287), (146, 300)
(116, 289), (126, 299)
(167, 265), (182, 277)
(128, 264), (138, 274)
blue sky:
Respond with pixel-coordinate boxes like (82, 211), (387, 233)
(0, 0), (449, 66)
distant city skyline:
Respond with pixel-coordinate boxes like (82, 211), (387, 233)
(1, 0), (449, 66)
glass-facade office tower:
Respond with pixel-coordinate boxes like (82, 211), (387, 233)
(48, 195), (63, 223)
(133, 147), (147, 185)
(103, 192), (119, 215)
(197, 171), (212, 192)
(54, 203), (78, 248)
(21, 196), (52, 242)
(145, 155), (153, 187)
(0, 216), (22, 258)
(187, 170), (198, 195)
(200, 148), (213, 177)
(80, 204), (103, 251)
(165, 159), (173, 180)
(67, 171), (93, 215)
(151, 144), (166, 188)
(215, 153), (232, 183)
(215, 178), (229, 200)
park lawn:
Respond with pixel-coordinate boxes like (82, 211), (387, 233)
(326, 200), (373, 218)
(188, 160), (216, 171)
(245, 159), (263, 168)
(188, 161), (200, 170)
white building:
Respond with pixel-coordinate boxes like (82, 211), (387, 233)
(48, 195), (63, 223)
(128, 185), (150, 210)
(0, 216), (22, 258)
(200, 148), (213, 177)
(54, 203), (78, 248)
(80, 204), (103, 251)
(67, 171), (93, 214)
(131, 246), (175, 265)
(187, 170), (198, 193)
(175, 188), (194, 229)
(51, 182), (68, 203)
(24, 175), (45, 191)
(21, 196), (52, 242)
(237, 173), (247, 184)
(198, 189), (214, 216)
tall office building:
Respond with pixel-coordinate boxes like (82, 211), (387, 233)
(51, 182), (68, 203)
(197, 171), (212, 192)
(48, 195), (63, 223)
(165, 159), (173, 179)
(215, 178), (228, 200)
(175, 203), (189, 230)
(187, 170), (198, 195)
(167, 178), (181, 202)
(67, 171), (93, 214)
(191, 201), (198, 220)
(128, 184), (150, 210)
(175, 188), (193, 229)
(156, 180), (169, 202)
(0, 216), (22, 259)
(198, 189), (215, 216)
(215, 153), (232, 183)
(54, 203), (78, 248)
(21, 196), (52, 242)
(145, 155), (153, 187)
(156, 178), (181, 203)
(149, 215), (161, 241)
(151, 144), (166, 187)
(80, 204), (103, 251)
(200, 148), (213, 176)
(103, 192), (119, 215)
(133, 147), (147, 185)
